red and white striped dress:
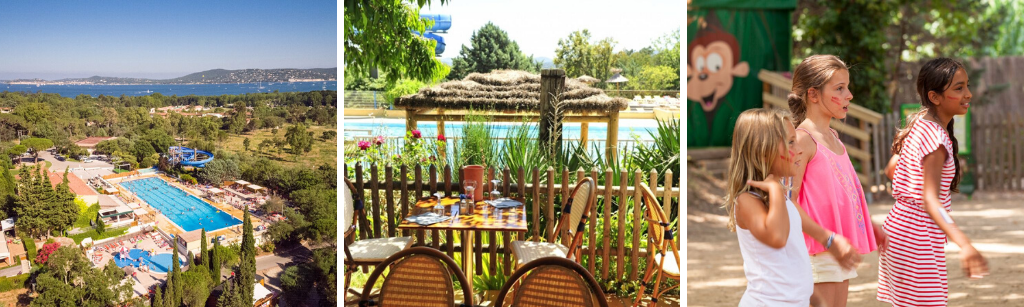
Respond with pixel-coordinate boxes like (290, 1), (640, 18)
(877, 119), (957, 306)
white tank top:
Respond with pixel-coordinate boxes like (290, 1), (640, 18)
(736, 192), (813, 306)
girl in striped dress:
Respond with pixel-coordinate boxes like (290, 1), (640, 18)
(878, 58), (989, 306)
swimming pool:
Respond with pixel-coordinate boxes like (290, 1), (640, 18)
(122, 177), (241, 232)
(112, 249), (184, 273)
(344, 120), (662, 140)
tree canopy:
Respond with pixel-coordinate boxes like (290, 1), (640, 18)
(344, 0), (451, 83)
(555, 29), (617, 88)
(31, 247), (133, 307)
(448, 22), (542, 80)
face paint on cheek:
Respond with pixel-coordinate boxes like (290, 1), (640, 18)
(946, 95), (960, 102)
(830, 96), (842, 106)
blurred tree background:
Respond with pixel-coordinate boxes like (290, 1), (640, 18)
(793, 0), (1013, 113)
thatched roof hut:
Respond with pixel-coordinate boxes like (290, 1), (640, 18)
(395, 70), (628, 113)
(576, 75), (600, 84)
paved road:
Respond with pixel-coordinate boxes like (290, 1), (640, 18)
(0, 264), (23, 278)
(207, 244), (313, 292)
(30, 150), (115, 174)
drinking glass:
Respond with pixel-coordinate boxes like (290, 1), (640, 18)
(490, 179), (502, 201)
(433, 192), (445, 216)
(464, 180), (477, 202)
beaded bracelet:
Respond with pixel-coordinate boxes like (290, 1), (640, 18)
(825, 233), (835, 250)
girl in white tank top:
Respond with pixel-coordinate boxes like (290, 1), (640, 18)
(724, 108), (859, 307)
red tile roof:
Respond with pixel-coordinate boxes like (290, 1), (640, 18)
(75, 137), (117, 148)
(46, 172), (98, 196)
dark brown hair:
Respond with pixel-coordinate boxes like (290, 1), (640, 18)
(891, 57), (964, 192)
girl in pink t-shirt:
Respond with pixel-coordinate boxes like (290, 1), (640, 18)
(788, 55), (888, 307)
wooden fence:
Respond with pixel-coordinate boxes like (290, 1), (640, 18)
(344, 162), (680, 282)
(970, 106), (1024, 191)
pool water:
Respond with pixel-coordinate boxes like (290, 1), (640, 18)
(122, 177), (241, 232)
(344, 121), (661, 140)
(112, 249), (184, 273)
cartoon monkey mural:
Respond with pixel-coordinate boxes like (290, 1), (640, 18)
(687, 11), (749, 133)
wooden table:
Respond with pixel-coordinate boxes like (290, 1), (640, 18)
(398, 196), (527, 297)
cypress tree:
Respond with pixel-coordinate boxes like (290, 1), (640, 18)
(210, 240), (221, 285)
(237, 205), (256, 306)
(200, 229), (209, 270)
(170, 234), (182, 306)
(152, 286), (164, 307)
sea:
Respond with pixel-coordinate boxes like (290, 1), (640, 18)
(1, 81), (337, 98)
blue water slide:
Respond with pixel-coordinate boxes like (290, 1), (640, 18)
(169, 146), (215, 167)
(423, 32), (446, 55)
(420, 14), (451, 32)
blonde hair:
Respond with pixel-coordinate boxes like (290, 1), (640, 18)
(723, 108), (793, 232)
(788, 55), (849, 125)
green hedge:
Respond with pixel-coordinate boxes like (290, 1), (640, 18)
(21, 235), (35, 262)
(70, 226), (129, 244)
(0, 273), (28, 292)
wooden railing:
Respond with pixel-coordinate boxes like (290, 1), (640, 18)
(759, 70), (883, 187)
(344, 162), (680, 282)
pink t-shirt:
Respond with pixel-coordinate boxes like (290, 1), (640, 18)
(797, 128), (877, 255)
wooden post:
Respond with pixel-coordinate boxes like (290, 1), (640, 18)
(539, 69), (566, 157)
(437, 109), (447, 162)
(405, 109), (418, 132)
(580, 111), (589, 149)
(607, 110), (620, 164)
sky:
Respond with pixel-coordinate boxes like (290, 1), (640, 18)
(0, 1), (337, 80)
(421, 0), (680, 61)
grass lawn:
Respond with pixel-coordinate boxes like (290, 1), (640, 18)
(70, 226), (129, 244)
(222, 124), (337, 168)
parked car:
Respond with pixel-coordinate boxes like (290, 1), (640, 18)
(83, 158), (93, 163)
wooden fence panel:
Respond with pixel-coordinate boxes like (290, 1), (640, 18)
(617, 169), (628, 280)
(601, 168), (613, 280)
(444, 166), (454, 257)
(588, 168), (599, 274)
(400, 165), (409, 237)
(532, 168), (541, 241)
(415, 165), (424, 245)
(385, 165), (395, 237)
(344, 163), (682, 285)
(429, 165), (439, 249)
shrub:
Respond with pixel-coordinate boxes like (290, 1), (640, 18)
(21, 235), (35, 262)
(180, 174), (198, 185)
(34, 242), (60, 264)
(69, 226), (129, 244)
(260, 242), (276, 254)
(96, 215), (106, 233)
(0, 274), (29, 292)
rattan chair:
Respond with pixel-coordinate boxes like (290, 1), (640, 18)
(358, 247), (473, 307)
(495, 256), (608, 307)
(344, 179), (414, 305)
(510, 177), (597, 267)
(632, 183), (680, 307)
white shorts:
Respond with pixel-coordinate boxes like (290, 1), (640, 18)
(810, 253), (857, 283)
